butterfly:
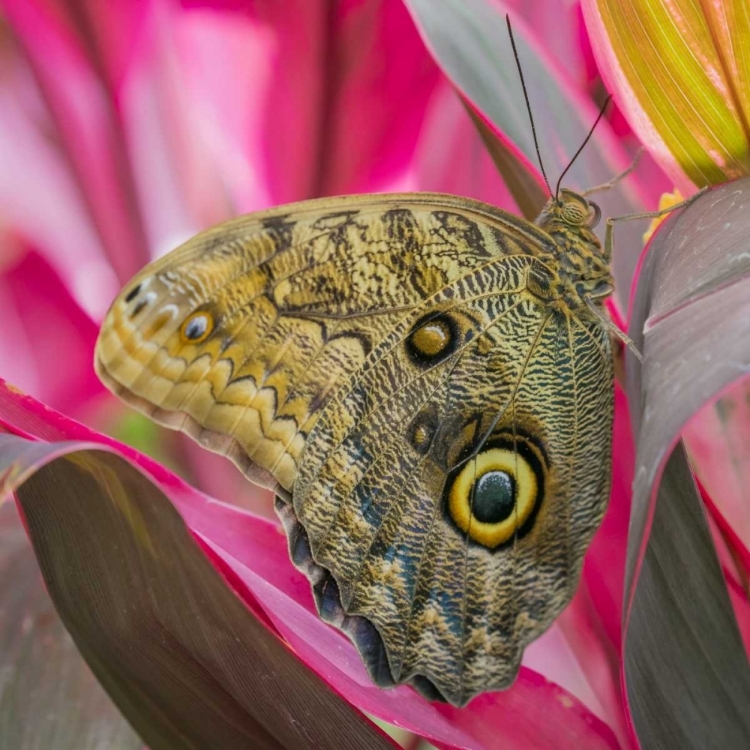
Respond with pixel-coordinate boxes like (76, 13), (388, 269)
(95, 187), (614, 707)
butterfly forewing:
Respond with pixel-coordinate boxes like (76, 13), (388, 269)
(96, 193), (553, 491)
(95, 191), (613, 707)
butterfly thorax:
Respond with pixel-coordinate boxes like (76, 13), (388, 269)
(533, 188), (613, 309)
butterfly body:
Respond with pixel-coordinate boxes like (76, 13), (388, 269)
(96, 191), (613, 706)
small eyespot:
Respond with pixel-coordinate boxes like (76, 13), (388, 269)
(409, 407), (439, 455)
(124, 284), (141, 303)
(180, 311), (214, 343)
(406, 313), (459, 366)
(129, 291), (156, 318)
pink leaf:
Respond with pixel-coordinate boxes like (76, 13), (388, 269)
(0, 380), (624, 748)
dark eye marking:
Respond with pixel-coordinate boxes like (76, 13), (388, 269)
(124, 284), (142, 303)
(180, 311), (214, 343)
(472, 471), (516, 524)
(406, 313), (459, 367)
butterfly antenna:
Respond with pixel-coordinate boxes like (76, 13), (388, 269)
(506, 15), (553, 198)
(555, 95), (612, 201)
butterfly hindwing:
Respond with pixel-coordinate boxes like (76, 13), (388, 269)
(291, 259), (612, 704)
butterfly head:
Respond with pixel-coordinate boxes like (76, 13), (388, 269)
(535, 188), (613, 306)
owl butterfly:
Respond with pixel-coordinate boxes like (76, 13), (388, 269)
(96, 181), (615, 706)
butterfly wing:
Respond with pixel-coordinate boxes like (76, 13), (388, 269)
(96, 193), (551, 492)
(96, 193), (613, 706)
(287, 256), (613, 705)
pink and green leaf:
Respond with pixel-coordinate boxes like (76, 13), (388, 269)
(0, 393), (396, 749)
(683, 378), (750, 553)
(624, 178), (750, 746)
(0, 380), (627, 749)
(582, 0), (750, 190)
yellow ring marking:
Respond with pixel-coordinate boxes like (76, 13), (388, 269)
(180, 311), (214, 344)
(448, 447), (538, 548)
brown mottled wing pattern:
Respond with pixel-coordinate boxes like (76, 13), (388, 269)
(287, 258), (612, 705)
(96, 193), (550, 491)
(95, 192), (613, 706)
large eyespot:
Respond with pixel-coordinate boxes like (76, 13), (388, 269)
(180, 311), (214, 344)
(445, 435), (546, 549)
(406, 312), (459, 366)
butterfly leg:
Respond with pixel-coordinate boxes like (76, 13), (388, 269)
(603, 185), (710, 262)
